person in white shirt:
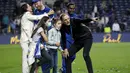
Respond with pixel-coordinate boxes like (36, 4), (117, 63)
(29, 16), (53, 73)
(20, 3), (48, 73)
(47, 18), (63, 73)
(112, 20), (121, 32)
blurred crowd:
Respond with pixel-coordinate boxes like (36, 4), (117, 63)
(0, 0), (130, 35)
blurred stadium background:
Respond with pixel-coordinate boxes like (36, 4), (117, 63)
(0, 0), (130, 73)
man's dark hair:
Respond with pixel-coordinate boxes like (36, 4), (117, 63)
(67, 2), (75, 8)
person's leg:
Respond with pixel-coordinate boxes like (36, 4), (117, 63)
(41, 64), (50, 73)
(66, 41), (76, 62)
(30, 49), (53, 73)
(48, 49), (55, 73)
(62, 40), (76, 73)
(39, 49), (52, 65)
(35, 66), (39, 73)
(29, 58), (38, 73)
(28, 42), (36, 66)
(39, 49), (53, 73)
(20, 42), (30, 73)
(65, 42), (83, 73)
(53, 50), (58, 73)
(83, 39), (93, 73)
(61, 56), (66, 73)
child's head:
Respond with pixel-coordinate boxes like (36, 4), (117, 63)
(53, 18), (62, 30)
(31, 16), (50, 38)
(34, 16), (50, 32)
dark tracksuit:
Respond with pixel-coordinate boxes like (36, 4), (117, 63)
(61, 18), (94, 73)
(61, 27), (74, 73)
(61, 12), (80, 73)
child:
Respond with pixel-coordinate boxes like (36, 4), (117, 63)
(29, 16), (53, 73)
(47, 18), (63, 73)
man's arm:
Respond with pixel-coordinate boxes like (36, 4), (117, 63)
(72, 17), (98, 24)
(45, 7), (54, 18)
(26, 12), (48, 21)
(48, 10), (54, 15)
(60, 28), (67, 50)
(60, 29), (69, 58)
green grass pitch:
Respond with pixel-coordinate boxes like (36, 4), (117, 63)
(0, 43), (130, 73)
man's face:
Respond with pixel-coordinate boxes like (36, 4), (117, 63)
(62, 14), (70, 26)
(33, 1), (42, 10)
(68, 5), (75, 14)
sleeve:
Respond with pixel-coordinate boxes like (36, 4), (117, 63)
(58, 46), (63, 52)
(60, 28), (66, 50)
(47, 29), (56, 45)
(73, 18), (93, 24)
(45, 7), (54, 18)
(45, 7), (51, 12)
(26, 12), (48, 21)
(58, 32), (63, 51)
(37, 27), (44, 34)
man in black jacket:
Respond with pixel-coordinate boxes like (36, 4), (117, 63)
(60, 13), (97, 73)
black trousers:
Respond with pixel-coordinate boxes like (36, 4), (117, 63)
(65, 38), (93, 73)
(30, 49), (52, 73)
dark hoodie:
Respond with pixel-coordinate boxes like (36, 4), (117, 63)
(61, 18), (93, 49)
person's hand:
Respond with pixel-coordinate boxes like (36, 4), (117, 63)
(61, 50), (64, 55)
(92, 17), (99, 22)
(48, 10), (54, 15)
(40, 44), (44, 49)
(62, 49), (69, 58)
(56, 42), (60, 47)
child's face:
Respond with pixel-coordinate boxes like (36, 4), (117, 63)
(45, 19), (52, 27)
(55, 20), (62, 30)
